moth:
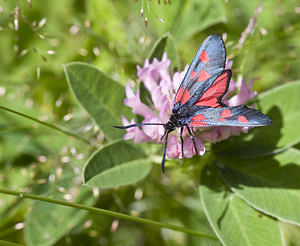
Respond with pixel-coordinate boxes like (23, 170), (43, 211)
(114, 34), (272, 173)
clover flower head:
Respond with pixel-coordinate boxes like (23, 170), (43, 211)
(121, 54), (257, 160)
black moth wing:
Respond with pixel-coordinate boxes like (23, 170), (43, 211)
(188, 105), (272, 127)
(174, 34), (226, 108)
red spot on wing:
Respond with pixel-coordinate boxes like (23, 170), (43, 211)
(180, 89), (191, 104)
(238, 116), (249, 123)
(190, 121), (206, 126)
(200, 51), (209, 63)
(195, 72), (229, 107)
(197, 70), (210, 82)
(220, 109), (232, 118)
(190, 114), (206, 126)
(190, 70), (196, 79)
(192, 114), (206, 121)
(175, 86), (183, 103)
(218, 118), (226, 121)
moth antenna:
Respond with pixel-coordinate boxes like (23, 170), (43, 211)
(113, 123), (164, 129)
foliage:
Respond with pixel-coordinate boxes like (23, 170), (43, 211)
(0, 0), (300, 245)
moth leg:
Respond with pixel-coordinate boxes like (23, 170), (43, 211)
(160, 129), (167, 141)
(187, 126), (198, 154)
(180, 127), (184, 159)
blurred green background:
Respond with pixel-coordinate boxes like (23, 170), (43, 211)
(0, 0), (300, 245)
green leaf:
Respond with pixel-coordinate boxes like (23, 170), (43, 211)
(200, 165), (282, 246)
(171, 0), (226, 44)
(215, 148), (300, 226)
(166, 33), (180, 69)
(182, 197), (221, 246)
(148, 33), (180, 69)
(214, 81), (300, 158)
(280, 221), (300, 246)
(0, 167), (30, 227)
(148, 33), (168, 63)
(83, 140), (152, 189)
(64, 62), (131, 141)
(24, 167), (96, 246)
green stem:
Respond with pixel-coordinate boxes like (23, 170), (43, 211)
(0, 188), (217, 240)
(0, 240), (24, 246)
(0, 105), (90, 145)
(0, 226), (18, 239)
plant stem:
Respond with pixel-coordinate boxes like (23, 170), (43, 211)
(0, 188), (218, 240)
(0, 226), (19, 239)
(0, 240), (24, 246)
(0, 105), (90, 145)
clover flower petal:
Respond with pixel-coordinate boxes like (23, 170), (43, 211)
(124, 84), (155, 119)
(166, 135), (181, 159)
(121, 116), (150, 143)
(183, 136), (205, 158)
(142, 117), (164, 142)
(228, 78), (257, 106)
